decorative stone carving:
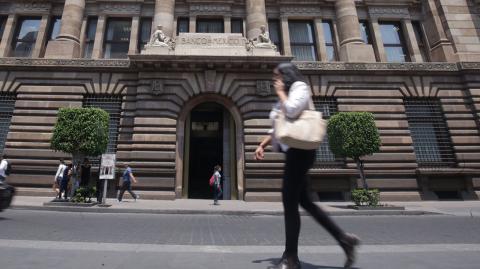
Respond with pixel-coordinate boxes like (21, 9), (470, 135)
(190, 4), (230, 15)
(11, 1), (51, 13)
(99, 2), (141, 15)
(295, 62), (460, 72)
(151, 79), (164, 95)
(368, 6), (410, 19)
(0, 58), (130, 68)
(280, 6), (321, 16)
(256, 80), (272, 97)
(248, 25), (277, 51)
(142, 25), (175, 54)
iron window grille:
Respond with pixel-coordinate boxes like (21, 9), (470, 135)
(0, 93), (16, 154)
(404, 98), (456, 168)
(313, 97), (344, 168)
(83, 95), (122, 163)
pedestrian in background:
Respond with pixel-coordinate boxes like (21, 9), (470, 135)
(0, 156), (9, 183)
(212, 165), (222, 205)
(80, 158), (91, 187)
(59, 162), (72, 200)
(118, 163), (138, 202)
(54, 159), (66, 198)
(255, 63), (360, 269)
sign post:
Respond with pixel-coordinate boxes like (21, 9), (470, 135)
(99, 154), (116, 205)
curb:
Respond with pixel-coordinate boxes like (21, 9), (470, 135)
(9, 205), (442, 216)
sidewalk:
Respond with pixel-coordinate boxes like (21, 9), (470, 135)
(9, 195), (480, 216)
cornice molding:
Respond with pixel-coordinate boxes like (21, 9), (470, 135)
(1, 58), (480, 74)
(10, 1), (52, 14)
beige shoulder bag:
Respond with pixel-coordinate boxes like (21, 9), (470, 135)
(274, 99), (326, 150)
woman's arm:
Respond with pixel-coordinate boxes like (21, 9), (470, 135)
(255, 135), (272, 160)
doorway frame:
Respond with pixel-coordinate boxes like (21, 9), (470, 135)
(175, 94), (245, 200)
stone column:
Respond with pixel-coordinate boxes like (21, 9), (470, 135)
(245, 0), (268, 40)
(154, 0), (175, 38)
(92, 15), (106, 59)
(129, 16), (140, 55)
(0, 15), (16, 57)
(32, 15), (49, 58)
(402, 19), (423, 62)
(45, 0), (85, 58)
(371, 19), (387, 62)
(423, 0), (457, 62)
(189, 16), (196, 33)
(280, 17), (291, 56)
(314, 19), (328, 62)
(224, 16), (231, 34)
(334, 0), (375, 62)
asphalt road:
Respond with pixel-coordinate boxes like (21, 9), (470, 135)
(1, 210), (480, 269)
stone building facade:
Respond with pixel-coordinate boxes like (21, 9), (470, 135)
(1, 0), (480, 201)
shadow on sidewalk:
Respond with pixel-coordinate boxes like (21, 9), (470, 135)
(252, 257), (353, 269)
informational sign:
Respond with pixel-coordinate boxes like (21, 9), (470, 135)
(99, 154), (116, 180)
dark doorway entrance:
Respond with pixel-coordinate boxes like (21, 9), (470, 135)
(187, 103), (223, 199)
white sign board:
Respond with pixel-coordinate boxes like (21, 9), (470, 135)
(99, 154), (116, 180)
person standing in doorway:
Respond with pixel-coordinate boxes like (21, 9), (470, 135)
(118, 163), (138, 202)
(80, 158), (91, 187)
(54, 159), (66, 198)
(254, 63), (360, 269)
(212, 165), (222, 205)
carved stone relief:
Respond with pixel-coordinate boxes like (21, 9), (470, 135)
(99, 2), (141, 15)
(280, 6), (322, 17)
(256, 80), (272, 97)
(368, 6), (410, 19)
(190, 4), (231, 15)
(151, 79), (164, 95)
(10, 1), (51, 14)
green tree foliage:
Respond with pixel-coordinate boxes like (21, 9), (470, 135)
(51, 107), (109, 157)
(327, 112), (381, 189)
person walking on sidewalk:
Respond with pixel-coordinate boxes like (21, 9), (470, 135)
(80, 158), (91, 187)
(254, 63), (360, 269)
(59, 162), (72, 200)
(53, 159), (66, 198)
(0, 156), (10, 183)
(212, 165), (222, 205)
(118, 163), (138, 202)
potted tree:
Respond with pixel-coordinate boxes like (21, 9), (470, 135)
(327, 112), (382, 208)
(50, 107), (109, 204)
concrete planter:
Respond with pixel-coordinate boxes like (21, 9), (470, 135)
(44, 199), (98, 207)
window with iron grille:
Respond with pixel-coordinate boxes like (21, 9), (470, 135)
(0, 93), (16, 154)
(83, 17), (97, 58)
(404, 98), (456, 167)
(313, 97), (344, 168)
(83, 95), (122, 155)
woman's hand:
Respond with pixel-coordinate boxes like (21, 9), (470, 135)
(254, 145), (265, 160)
(274, 80), (288, 103)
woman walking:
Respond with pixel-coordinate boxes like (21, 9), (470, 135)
(59, 162), (72, 200)
(254, 63), (360, 269)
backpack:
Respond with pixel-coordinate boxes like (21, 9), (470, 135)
(209, 175), (214, 186)
(5, 161), (11, 176)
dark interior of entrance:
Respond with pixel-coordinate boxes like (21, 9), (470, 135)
(188, 103), (223, 199)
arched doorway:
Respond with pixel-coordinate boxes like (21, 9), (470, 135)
(175, 95), (244, 200)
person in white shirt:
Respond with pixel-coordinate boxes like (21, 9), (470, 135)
(254, 63), (360, 269)
(54, 159), (66, 197)
(0, 156), (8, 182)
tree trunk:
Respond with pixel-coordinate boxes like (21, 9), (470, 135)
(355, 157), (368, 189)
(69, 152), (85, 198)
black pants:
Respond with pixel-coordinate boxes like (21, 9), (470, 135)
(59, 179), (69, 199)
(118, 181), (137, 201)
(282, 148), (346, 257)
(213, 184), (222, 203)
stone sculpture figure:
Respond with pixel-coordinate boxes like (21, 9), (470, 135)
(148, 25), (173, 48)
(248, 25), (277, 51)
